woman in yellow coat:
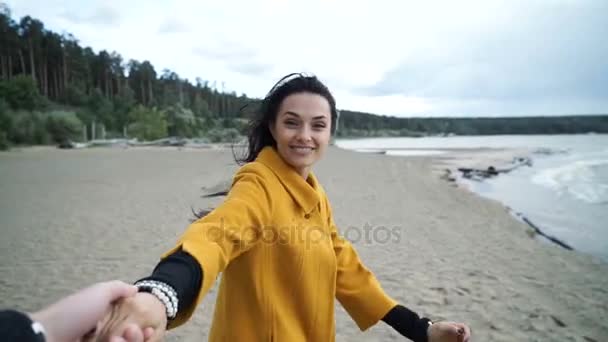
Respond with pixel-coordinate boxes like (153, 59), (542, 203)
(97, 74), (471, 342)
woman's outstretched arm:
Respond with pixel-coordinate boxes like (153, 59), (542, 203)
(327, 199), (471, 342)
(93, 165), (273, 340)
(326, 199), (399, 330)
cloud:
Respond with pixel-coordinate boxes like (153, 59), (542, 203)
(356, 0), (608, 115)
(193, 43), (255, 62)
(157, 18), (189, 34)
(193, 42), (274, 76)
(230, 62), (273, 76)
(60, 5), (120, 26)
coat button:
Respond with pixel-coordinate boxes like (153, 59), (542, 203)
(304, 213), (310, 219)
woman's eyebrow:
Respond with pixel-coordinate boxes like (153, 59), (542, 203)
(284, 111), (301, 118)
(283, 111), (328, 120)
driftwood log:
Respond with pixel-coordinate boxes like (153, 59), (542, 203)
(516, 213), (574, 250)
(457, 157), (532, 181)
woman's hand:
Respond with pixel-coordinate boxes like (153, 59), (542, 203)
(428, 321), (471, 342)
(93, 292), (168, 342)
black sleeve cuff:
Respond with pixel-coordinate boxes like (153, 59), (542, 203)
(382, 305), (430, 342)
(136, 250), (203, 315)
(0, 310), (45, 342)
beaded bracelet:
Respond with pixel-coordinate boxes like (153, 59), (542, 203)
(134, 280), (179, 319)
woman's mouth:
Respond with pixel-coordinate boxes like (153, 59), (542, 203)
(290, 145), (315, 154)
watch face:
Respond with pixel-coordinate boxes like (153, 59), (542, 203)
(31, 321), (45, 335)
(31, 321), (46, 342)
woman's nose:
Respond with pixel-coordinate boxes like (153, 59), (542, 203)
(296, 125), (312, 142)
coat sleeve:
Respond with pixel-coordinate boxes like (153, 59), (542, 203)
(0, 310), (45, 342)
(160, 164), (273, 328)
(327, 200), (398, 331)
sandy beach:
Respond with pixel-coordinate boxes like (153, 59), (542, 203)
(1, 146), (607, 341)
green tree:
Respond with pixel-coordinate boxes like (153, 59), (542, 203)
(0, 98), (10, 149)
(87, 87), (113, 129)
(18, 16), (44, 85)
(192, 93), (211, 118)
(63, 82), (89, 107)
(165, 104), (195, 137)
(0, 129), (8, 149)
(0, 75), (42, 110)
(0, 5), (21, 80)
(113, 84), (135, 135)
(45, 110), (82, 143)
(8, 110), (49, 144)
(127, 105), (167, 140)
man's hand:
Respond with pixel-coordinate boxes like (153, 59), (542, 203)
(30, 280), (143, 342)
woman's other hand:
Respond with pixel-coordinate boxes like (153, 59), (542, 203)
(428, 321), (471, 342)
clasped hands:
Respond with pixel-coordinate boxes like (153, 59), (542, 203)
(36, 280), (470, 342)
(29, 281), (164, 342)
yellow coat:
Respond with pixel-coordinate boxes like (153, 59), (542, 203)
(162, 146), (397, 341)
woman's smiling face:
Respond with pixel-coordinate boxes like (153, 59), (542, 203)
(270, 92), (332, 178)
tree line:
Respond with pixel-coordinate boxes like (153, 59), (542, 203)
(336, 110), (608, 137)
(1, 4), (606, 150)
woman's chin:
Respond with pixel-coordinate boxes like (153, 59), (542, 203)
(286, 157), (314, 172)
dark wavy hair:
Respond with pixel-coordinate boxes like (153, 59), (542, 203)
(234, 73), (339, 165)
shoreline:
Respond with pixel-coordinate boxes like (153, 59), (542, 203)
(339, 145), (590, 257)
(425, 147), (579, 252)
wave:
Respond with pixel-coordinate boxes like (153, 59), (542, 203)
(531, 158), (608, 204)
(385, 150), (446, 156)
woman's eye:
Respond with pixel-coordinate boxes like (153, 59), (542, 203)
(314, 123), (327, 129)
(285, 120), (298, 126)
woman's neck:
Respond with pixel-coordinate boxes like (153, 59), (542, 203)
(297, 167), (311, 180)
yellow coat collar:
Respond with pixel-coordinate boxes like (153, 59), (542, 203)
(256, 146), (320, 214)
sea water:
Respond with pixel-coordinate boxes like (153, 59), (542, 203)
(337, 134), (608, 261)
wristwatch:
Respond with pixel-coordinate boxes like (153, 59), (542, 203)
(0, 310), (46, 342)
(31, 320), (46, 341)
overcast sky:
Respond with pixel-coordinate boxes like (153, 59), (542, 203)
(6, 0), (608, 117)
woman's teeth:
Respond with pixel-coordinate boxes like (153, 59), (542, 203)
(291, 146), (313, 153)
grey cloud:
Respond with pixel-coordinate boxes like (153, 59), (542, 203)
(158, 18), (189, 34)
(61, 5), (120, 26)
(230, 62), (273, 76)
(193, 43), (273, 76)
(358, 1), (608, 115)
(193, 43), (256, 61)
